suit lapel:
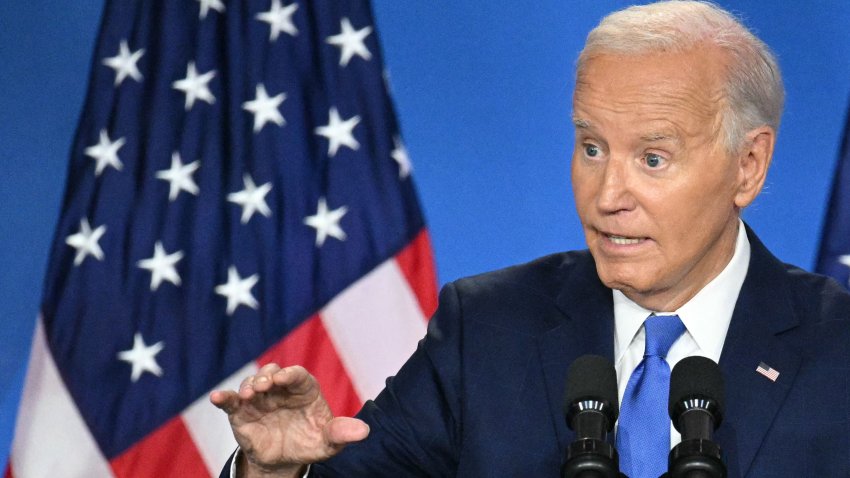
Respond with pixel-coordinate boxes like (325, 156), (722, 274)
(538, 252), (615, 450)
(716, 227), (801, 477)
(531, 227), (801, 476)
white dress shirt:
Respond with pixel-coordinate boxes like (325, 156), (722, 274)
(613, 219), (750, 448)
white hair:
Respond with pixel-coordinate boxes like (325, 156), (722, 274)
(577, 0), (784, 153)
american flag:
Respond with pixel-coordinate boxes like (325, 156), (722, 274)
(816, 101), (850, 290)
(6, 0), (437, 476)
(756, 362), (780, 382)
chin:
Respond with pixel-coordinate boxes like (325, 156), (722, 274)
(595, 265), (652, 294)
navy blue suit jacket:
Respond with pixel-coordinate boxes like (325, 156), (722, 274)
(226, 228), (850, 477)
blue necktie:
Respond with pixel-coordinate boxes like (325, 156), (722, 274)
(617, 314), (686, 478)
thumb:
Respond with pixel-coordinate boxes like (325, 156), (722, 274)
(324, 416), (370, 448)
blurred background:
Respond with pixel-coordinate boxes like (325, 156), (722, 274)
(2, 0), (849, 470)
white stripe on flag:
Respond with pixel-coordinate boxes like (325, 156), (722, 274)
(11, 317), (115, 477)
(183, 362), (257, 475)
(321, 258), (428, 401)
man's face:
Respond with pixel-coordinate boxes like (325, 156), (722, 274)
(571, 47), (748, 311)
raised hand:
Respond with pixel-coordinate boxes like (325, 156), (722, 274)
(210, 364), (370, 478)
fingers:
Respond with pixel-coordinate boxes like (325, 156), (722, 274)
(236, 363), (281, 398)
(233, 364), (317, 402)
(212, 368), (362, 468)
(324, 417), (370, 448)
(237, 363), (279, 396)
(272, 365), (315, 394)
(209, 389), (240, 414)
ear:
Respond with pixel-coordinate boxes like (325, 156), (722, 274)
(734, 126), (775, 208)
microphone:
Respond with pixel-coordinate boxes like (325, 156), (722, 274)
(667, 356), (726, 478)
(562, 355), (622, 478)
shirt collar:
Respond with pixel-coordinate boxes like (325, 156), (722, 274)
(613, 219), (751, 363)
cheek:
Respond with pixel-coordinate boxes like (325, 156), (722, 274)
(651, 189), (730, 261)
(569, 155), (580, 189)
(570, 160), (595, 212)
(677, 179), (736, 224)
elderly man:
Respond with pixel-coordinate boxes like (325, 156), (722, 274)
(212, 1), (850, 477)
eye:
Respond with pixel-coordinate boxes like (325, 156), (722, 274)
(644, 153), (665, 168)
(584, 144), (600, 158)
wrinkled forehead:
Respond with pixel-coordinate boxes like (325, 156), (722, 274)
(572, 49), (728, 139)
(575, 47), (728, 100)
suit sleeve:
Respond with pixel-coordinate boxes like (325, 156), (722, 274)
(220, 448), (311, 478)
(219, 450), (235, 478)
(311, 282), (466, 477)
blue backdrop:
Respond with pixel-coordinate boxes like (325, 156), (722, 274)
(2, 1), (849, 469)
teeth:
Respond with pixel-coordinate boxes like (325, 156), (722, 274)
(608, 235), (642, 245)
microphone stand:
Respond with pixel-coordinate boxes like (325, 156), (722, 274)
(561, 355), (626, 478)
(665, 357), (728, 478)
(666, 438), (725, 478)
(561, 401), (624, 478)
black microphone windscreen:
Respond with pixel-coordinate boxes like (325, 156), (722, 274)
(668, 356), (725, 420)
(564, 355), (619, 422)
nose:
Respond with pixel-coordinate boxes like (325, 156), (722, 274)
(596, 156), (636, 214)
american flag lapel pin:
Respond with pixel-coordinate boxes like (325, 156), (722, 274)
(756, 362), (780, 382)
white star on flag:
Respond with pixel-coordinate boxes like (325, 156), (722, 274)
(315, 107), (361, 157)
(227, 174), (273, 223)
(136, 241), (184, 291)
(173, 61), (216, 110)
(391, 136), (412, 178)
(256, 0), (299, 41)
(304, 197), (348, 247)
(65, 218), (107, 266)
(197, 0), (225, 19)
(117, 332), (164, 383)
(243, 84), (287, 132)
(85, 129), (125, 176)
(102, 39), (144, 86)
(156, 152), (200, 201)
(326, 17), (373, 67)
(215, 266), (259, 315)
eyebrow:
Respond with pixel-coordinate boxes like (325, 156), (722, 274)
(640, 132), (682, 148)
(572, 117), (681, 145)
(640, 132), (676, 142)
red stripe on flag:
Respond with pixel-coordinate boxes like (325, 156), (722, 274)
(395, 229), (439, 318)
(258, 315), (362, 417)
(110, 416), (210, 478)
(4, 463), (13, 478)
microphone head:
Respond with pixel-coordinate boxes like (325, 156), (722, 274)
(564, 355), (619, 430)
(669, 356), (725, 432)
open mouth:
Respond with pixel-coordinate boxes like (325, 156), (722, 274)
(606, 234), (645, 245)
